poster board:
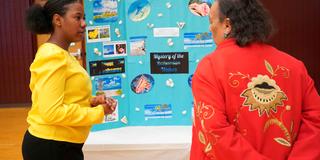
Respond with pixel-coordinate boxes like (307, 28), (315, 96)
(84, 0), (215, 131)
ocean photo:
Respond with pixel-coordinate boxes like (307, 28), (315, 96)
(128, 0), (151, 22)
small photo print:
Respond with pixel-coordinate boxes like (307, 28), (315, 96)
(104, 99), (119, 123)
(86, 25), (111, 43)
(103, 44), (115, 56)
(88, 29), (99, 40)
(100, 27), (110, 39)
(188, 0), (212, 17)
(115, 43), (127, 55)
(129, 36), (147, 56)
(103, 41), (127, 57)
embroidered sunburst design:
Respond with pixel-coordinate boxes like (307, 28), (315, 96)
(241, 75), (288, 117)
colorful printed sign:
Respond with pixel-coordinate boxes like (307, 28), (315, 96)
(93, 0), (118, 23)
(150, 52), (189, 74)
(184, 32), (213, 49)
(89, 58), (125, 76)
(144, 104), (173, 120)
(95, 76), (122, 97)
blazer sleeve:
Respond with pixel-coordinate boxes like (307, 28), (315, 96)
(288, 64), (320, 159)
(191, 57), (271, 160)
(33, 51), (104, 126)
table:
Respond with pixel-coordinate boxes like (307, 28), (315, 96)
(83, 126), (192, 160)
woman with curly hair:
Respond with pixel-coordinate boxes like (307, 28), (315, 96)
(190, 0), (320, 159)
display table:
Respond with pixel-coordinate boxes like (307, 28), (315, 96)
(83, 126), (192, 160)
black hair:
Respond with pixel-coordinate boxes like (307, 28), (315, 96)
(25, 0), (79, 34)
(217, 0), (274, 46)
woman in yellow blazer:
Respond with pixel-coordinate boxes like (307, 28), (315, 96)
(22, 0), (117, 159)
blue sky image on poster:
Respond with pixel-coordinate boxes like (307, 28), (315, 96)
(128, 0), (151, 22)
(103, 43), (115, 56)
(93, 0), (118, 23)
(144, 104), (172, 120)
(95, 76), (122, 97)
(95, 76), (121, 91)
(184, 32), (213, 49)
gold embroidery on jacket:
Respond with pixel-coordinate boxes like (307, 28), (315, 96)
(236, 60), (296, 148)
(240, 74), (288, 117)
(264, 60), (290, 78)
(228, 72), (250, 88)
(263, 105), (297, 147)
(194, 99), (219, 157)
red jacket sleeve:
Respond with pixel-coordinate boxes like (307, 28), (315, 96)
(288, 65), (320, 159)
(190, 57), (271, 160)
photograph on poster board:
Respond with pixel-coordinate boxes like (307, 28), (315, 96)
(115, 43), (127, 55)
(86, 25), (111, 43)
(103, 43), (115, 56)
(89, 58), (125, 76)
(184, 32), (213, 49)
(93, 0), (118, 23)
(188, 74), (193, 88)
(95, 76), (122, 97)
(188, 0), (212, 16)
(128, 0), (151, 22)
(104, 99), (119, 123)
(150, 52), (189, 74)
(129, 36), (146, 56)
(144, 104), (173, 120)
(103, 41), (127, 57)
(131, 74), (154, 94)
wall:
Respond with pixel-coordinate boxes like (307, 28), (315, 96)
(261, 0), (320, 92)
(0, 0), (35, 105)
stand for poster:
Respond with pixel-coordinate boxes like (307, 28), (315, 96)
(83, 126), (192, 160)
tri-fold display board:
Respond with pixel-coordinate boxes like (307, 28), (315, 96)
(84, 0), (215, 131)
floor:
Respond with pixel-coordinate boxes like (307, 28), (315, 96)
(0, 107), (29, 160)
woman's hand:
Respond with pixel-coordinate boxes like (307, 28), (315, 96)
(89, 95), (106, 107)
(102, 97), (117, 115)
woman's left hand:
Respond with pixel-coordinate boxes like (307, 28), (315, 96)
(89, 95), (106, 107)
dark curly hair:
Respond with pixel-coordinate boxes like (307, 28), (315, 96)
(217, 0), (274, 46)
(25, 0), (80, 34)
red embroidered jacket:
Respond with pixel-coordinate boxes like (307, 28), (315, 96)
(190, 39), (320, 160)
